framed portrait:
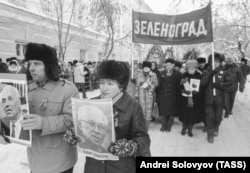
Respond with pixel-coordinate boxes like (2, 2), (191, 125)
(72, 98), (118, 160)
(0, 73), (32, 147)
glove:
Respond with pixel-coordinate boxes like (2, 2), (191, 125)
(108, 139), (138, 157)
(211, 83), (220, 89)
(192, 90), (198, 95)
(63, 127), (78, 146)
(188, 97), (193, 107)
(239, 87), (244, 93)
(131, 78), (136, 84)
(180, 77), (188, 85)
(182, 90), (191, 95)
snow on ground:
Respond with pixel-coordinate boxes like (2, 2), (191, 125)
(1, 78), (250, 172)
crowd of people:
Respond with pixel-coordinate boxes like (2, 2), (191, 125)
(131, 53), (250, 144)
(0, 42), (250, 173)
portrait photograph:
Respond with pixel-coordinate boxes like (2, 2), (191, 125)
(72, 98), (118, 160)
(0, 73), (31, 147)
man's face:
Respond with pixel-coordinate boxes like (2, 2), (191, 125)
(29, 60), (47, 83)
(1, 86), (20, 119)
(187, 67), (196, 75)
(79, 109), (108, 146)
(165, 62), (174, 71)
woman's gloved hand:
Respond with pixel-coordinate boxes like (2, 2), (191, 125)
(108, 139), (138, 157)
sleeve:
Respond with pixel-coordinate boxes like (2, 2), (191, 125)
(131, 102), (151, 156)
(237, 67), (245, 90)
(41, 85), (79, 136)
(201, 70), (212, 87)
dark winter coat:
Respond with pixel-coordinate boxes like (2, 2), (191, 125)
(84, 91), (151, 173)
(224, 64), (244, 91)
(201, 66), (232, 106)
(179, 71), (203, 124)
(240, 64), (250, 79)
(157, 69), (182, 116)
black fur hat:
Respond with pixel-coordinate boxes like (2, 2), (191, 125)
(208, 52), (224, 64)
(197, 57), (206, 64)
(25, 43), (60, 81)
(165, 58), (175, 64)
(96, 60), (130, 90)
(25, 43), (58, 65)
(241, 58), (247, 64)
(142, 61), (152, 69)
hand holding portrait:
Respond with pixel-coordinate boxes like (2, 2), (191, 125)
(21, 114), (43, 130)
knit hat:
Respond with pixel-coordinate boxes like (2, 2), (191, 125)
(185, 60), (198, 69)
(96, 60), (130, 90)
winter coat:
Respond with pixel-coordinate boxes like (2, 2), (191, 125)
(27, 80), (79, 173)
(84, 91), (151, 173)
(240, 64), (250, 79)
(224, 64), (244, 91)
(201, 66), (232, 106)
(137, 71), (158, 120)
(74, 63), (86, 83)
(179, 71), (203, 124)
(157, 69), (182, 116)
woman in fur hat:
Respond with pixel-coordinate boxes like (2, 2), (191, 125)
(136, 61), (158, 130)
(179, 60), (203, 137)
(83, 60), (150, 173)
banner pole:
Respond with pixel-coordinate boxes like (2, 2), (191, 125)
(131, 44), (134, 79)
(211, 42), (216, 96)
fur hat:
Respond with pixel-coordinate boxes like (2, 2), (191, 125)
(208, 52), (224, 64)
(165, 58), (175, 64)
(174, 60), (182, 68)
(241, 58), (247, 64)
(185, 60), (198, 69)
(142, 61), (152, 69)
(197, 57), (206, 64)
(96, 60), (130, 90)
(25, 43), (58, 66)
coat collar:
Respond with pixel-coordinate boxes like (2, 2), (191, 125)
(28, 80), (58, 92)
(113, 91), (131, 113)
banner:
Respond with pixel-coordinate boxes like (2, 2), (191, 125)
(72, 98), (118, 160)
(132, 3), (213, 45)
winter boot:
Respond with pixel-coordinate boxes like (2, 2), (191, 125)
(181, 123), (187, 135)
(160, 116), (167, 132)
(187, 124), (193, 137)
(166, 116), (174, 132)
(207, 129), (214, 144)
(214, 126), (219, 137)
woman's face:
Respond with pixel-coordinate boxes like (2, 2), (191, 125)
(187, 67), (196, 75)
(99, 79), (121, 99)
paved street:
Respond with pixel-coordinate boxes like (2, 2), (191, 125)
(1, 79), (250, 173)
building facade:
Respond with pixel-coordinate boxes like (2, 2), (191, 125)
(0, 0), (152, 63)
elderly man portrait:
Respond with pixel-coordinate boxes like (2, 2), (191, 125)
(77, 105), (109, 153)
(0, 85), (30, 141)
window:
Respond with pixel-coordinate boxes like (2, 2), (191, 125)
(42, 0), (53, 14)
(80, 49), (86, 61)
(16, 41), (27, 59)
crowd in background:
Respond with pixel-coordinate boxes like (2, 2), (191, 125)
(130, 54), (250, 143)
(1, 53), (250, 144)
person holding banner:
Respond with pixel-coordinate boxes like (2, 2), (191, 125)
(84, 60), (151, 173)
(201, 53), (232, 144)
(21, 43), (79, 173)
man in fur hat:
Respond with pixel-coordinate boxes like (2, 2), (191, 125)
(201, 53), (232, 143)
(21, 43), (79, 173)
